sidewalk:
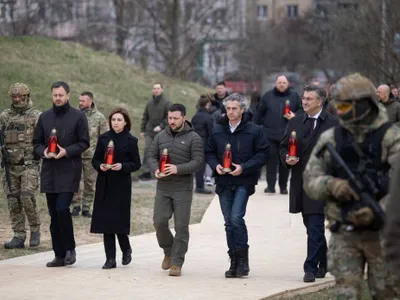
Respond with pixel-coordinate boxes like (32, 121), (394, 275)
(0, 183), (332, 300)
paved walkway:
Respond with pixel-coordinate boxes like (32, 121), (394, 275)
(0, 183), (332, 300)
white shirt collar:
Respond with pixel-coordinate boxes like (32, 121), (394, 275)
(308, 109), (323, 119)
(229, 121), (241, 133)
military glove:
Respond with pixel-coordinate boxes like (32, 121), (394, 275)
(347, 207), (374, 226)
(327, 178), (360, 202)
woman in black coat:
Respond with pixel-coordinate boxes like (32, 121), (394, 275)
(191, 94), (213, 194)
(90, 108), (141, 269)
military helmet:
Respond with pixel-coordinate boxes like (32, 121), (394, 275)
(331, 74), (379, 124)
(8, 83), (30, 98)
(331, 74), (378, 103)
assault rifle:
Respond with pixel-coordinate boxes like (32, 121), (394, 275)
(0, 129), (12, 192)
(316, 142), (385, 230)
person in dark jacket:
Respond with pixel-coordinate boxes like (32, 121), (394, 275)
(206, 93), (268, 278)
(90, 108), (141, 269)
(148, 103), (204, 277)
(279, 85), (338, 283)
(247, 91), (261, 122)
(210, 81), (229, 125)
(191, 94), (213, 194)
(33, 81), (89, 267)
(254, 75), (302, 194)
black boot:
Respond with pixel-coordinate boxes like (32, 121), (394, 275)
(122, 248), (132, 266)
(71, 206), (81, 217)
(102, 259), (117, 269)
(65, 250), (76, 266)
(236, 248), (249, 277)
(224, 250), (237, 278)
(4, 237), (25, 249)
(46, 257), (66, 267)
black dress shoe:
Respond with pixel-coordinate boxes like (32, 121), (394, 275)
(264, 187), (275, 193)
(303, 272), (316, 283)
(122, 249), (132, 266)
(46, 257), (66, 267)
(65, 250), (76, 265)
(316, 268), (327, 278)
(280, 188), (288, 195)
(102, 259), (117, 269)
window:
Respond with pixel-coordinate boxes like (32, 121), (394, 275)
(256, 5), (268, 20)
(286, 4), (298, 18)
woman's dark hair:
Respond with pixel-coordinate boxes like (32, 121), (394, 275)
(250, 91), (261, 105)
(109, 108), (131, 131)
(197, 93), (213, 108)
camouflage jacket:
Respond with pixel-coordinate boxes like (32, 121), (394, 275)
(303, 103), (400, 222)
(0, 100), (41, 166)
(82, 102), (108, 159)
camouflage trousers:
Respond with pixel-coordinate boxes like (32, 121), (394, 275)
(2, 164), (41, 239)
(328, 229), (397, 300)
(71, 158), (96, 211)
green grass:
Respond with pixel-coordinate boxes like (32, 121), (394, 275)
(0, 36), (212, 151)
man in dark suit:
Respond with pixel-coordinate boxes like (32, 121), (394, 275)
(279, 85), (338, 283)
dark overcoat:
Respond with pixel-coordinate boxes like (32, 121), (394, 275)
(279, 109), (338, 215)
(32, 102), (90, 193)
(90, 128), (141, 235)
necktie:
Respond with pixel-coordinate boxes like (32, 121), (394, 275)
(306, 118), (315, 136)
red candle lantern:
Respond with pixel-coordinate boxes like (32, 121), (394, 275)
(104, 140), (115, 169)
(222, 143), (232, 173)
(47, 128), (58, 158)
(159, 148), (170, 177)
(284, 100), (291, 115)
(288, 131), (298, 160)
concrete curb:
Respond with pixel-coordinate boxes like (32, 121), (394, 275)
(260, 280), (335, 299)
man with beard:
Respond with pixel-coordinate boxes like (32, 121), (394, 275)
(33, 81), (89, 267)
(254, 75), (302, 194)
(303, 74), (400, 299)
(71, 91), (108, 217)
(0, 83), (41, 249)
(148, 103), (204, 277)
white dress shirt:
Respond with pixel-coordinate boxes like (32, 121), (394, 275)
(307, 109), (322, 129)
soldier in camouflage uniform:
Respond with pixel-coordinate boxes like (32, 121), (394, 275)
(303, 74), (400, 299)
(0, 83), (41, 249)
(71, 91), (108, 217)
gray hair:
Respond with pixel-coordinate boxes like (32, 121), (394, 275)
(223, 93), (247, 109)
(303, 84), (326, 104)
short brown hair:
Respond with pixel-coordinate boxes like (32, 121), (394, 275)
(108, 108), (132, 131)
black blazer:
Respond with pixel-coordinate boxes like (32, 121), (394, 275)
(279, 109), (338, 215)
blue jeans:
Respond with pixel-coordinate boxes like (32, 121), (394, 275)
(218, 185), (249, 250)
